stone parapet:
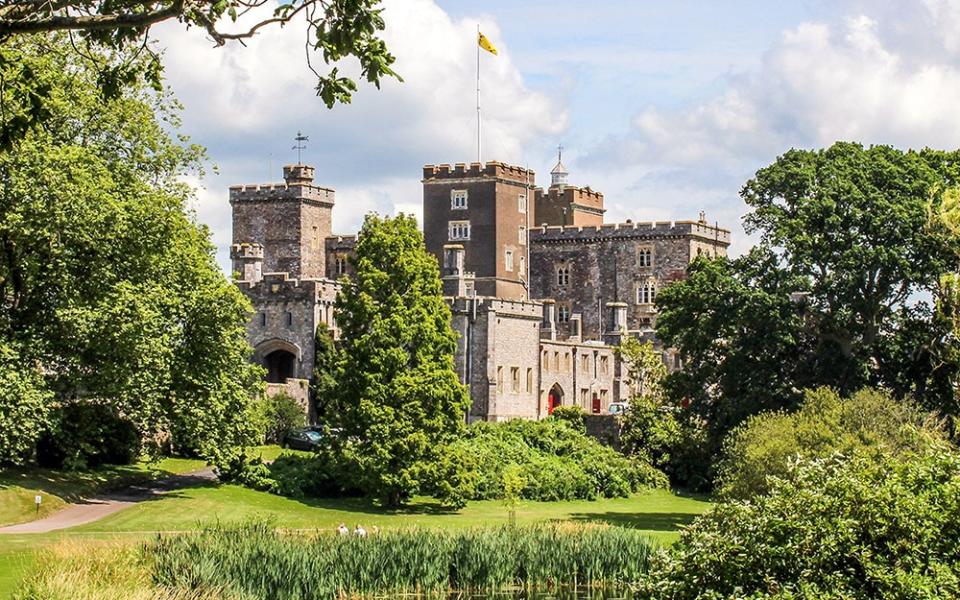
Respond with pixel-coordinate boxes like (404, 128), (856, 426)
(229, 183), (335, 206)
(530, 220), (731, 245)
(422, 161), (535, 184)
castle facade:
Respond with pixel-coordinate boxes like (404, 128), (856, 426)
(230, 158), (730, 421)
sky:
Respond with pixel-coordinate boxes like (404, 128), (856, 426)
(152, 0), (960, 270)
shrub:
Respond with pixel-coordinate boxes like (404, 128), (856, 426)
(36, 402), (141, 469)
(149, 522), (656, 597)
(257, 391), (305, 445)
(454, 419), (667, 501)
(717, 387), (948, 499)
(641, 451), (960, 599)
(620, 396), (681, 468)
(550, 405), (585, 431)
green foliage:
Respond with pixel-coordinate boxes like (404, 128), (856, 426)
(616, 337), (667, 399)
(310, 322), (340, 421)
(328, 213), (470, 506)
(620, 397), (681, 469)
(0, 3), (399, 147)
(641, 452), (960, 599)
(0, 38), (262, 464)
(454, 419), (668, 502)
(149, 521), (656, 596)
(257, 392), (306, 445)
(35, 402), (141, 469)
(0, 342), (50, 465)
(658, 142), (960, 448)
(549, 405), (585, 431)
(717, 387), (948, 500)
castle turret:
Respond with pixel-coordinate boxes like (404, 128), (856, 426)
(231, 242), (264, 283)
(534, 148), (605, 227)
(229, 164), (334, 279)
(422, 161), (534, 300)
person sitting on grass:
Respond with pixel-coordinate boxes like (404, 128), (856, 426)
(337, 523), (348, 536)
(354, 524), (367, 537)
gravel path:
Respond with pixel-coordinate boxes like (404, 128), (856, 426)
(0, 467), (217, 534)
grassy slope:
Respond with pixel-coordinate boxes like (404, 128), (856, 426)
(0, 456), (208, 528)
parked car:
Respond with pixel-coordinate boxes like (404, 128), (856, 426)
(282, 428), (323, 451)
(608, 401), (630, 415)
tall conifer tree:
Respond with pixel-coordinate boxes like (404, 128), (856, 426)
(331, 214), (469, 506)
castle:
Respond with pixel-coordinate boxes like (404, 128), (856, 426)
(230, 156), (730, 421)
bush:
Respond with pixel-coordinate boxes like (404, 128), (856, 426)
(641, 452), (960, 599)
(0, 343), (51, 465)
(36, 402), (141, 469)
(549, 405), (585, 431)
(257, 391), (306, 444)
(454, 419), (667, 501)
(717, 387), (948, 499)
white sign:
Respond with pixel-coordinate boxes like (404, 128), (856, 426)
(34, 495), (41, 505)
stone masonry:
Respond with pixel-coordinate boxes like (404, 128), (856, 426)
(231, 155), (731, 424)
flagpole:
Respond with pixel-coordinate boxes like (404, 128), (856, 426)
(476, 23), (481, 163)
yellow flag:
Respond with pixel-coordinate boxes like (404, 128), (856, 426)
(478, 32), (498, 55)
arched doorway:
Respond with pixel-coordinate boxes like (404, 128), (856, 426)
(547, 384), (564, 414)
(264, 349), (296, 383)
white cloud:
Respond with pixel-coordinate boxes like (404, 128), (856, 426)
(154, 0), (565, 271)
(576, 1), (960, 257)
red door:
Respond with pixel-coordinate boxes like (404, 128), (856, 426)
(548, 391), (560, 414)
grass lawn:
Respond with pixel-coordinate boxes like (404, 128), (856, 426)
(0, 456), (208, 528)
(0, 447), (711, 598)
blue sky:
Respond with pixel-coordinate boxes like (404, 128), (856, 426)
(153, 0), (960, 269)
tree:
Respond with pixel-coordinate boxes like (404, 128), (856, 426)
(615, 336), (667, 400)
(658, 142), (960, 445)
(328, 213), (470, 507)
(0, 38), (263, 463)
(310, 321), (339, 422)
(0, 1), (399, 147)
(717, 387), (948, 500)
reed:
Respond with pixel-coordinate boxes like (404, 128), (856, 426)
(147, 521), (656, 598)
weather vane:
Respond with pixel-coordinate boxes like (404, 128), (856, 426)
(292, 131), (309, 165)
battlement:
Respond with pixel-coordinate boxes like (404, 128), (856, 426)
(230, 242), (263, 259)
(238, 272), (342, 296)
(422, 161), (535, 184)
(448, 296), (543, 318)
(530, 220), (731, 244)
(229, 183), (335, 205)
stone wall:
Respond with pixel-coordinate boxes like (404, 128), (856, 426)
(584, 414), (622, 450)
(529, 221), (730, 340)
(539, 339), (619, 414)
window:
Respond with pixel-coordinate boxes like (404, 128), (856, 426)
(335, 254), (347, 276)
(581, 354), (590, 374)
(451, 189), (468, 210)
(553, 351), (560, 371)
(557, 304), (571, 323)
(600, 355), (609, 375)
(542, 350), (550, 371)
(449, 220), (471, 240)
(518, 194), (527, 213)
(259, 312), (267, 327)
(564, 352), (571, 370)
(511, 367), (520, 393)
(285, 312), (293, 327)
(580, 388), (589, 405)
(638, 246), (653, 267)
(518, 226), (526, 245)
(519, 256), (526, 277)
(637, 281), (657, 305)
(505, 250), (514, 271)
(497, 366), (503, 393)
(557, 266), (570, 286)
(526, 368), (533, 393)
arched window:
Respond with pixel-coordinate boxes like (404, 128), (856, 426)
(557, 266), (570, 286)
(285, 312), (293, 327)
(638, 247), (654, 267)
(557, 303), (571, 323)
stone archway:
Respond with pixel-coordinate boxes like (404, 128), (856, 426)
(253, 338), (302, 383)
(264, 349), (296, 383)
(547, 383), (564, 414)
